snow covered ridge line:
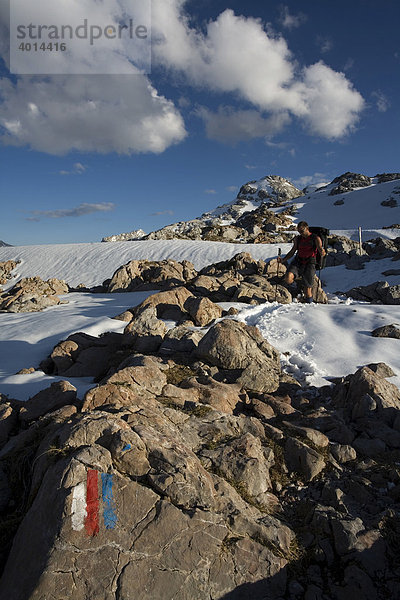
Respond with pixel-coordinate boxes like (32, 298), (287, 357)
(101, 171), (400, 243)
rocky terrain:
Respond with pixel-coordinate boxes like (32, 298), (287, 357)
(1, 300), (400, 599)
(0, 242), (400, 599)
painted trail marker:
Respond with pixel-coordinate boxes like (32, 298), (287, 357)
(71, 469), (117, 535)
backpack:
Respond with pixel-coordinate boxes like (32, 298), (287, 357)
(309, 226), (329, 270)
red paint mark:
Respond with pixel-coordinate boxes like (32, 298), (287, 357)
(85, 469), (99, 536)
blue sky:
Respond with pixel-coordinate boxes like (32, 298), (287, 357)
(0, 0), (399, 245)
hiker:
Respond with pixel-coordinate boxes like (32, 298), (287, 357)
(278, 221), (326, 303)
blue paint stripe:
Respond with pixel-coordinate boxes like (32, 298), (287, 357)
(101, 473), (117, 530)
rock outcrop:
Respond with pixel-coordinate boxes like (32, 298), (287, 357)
(107, 259), (197, 292)
(0, 277), (69, 312)
(0, 260), (19, 286)
(102, 175), (302, 245)
(345, 281), (400, 304)
(328, 172), (373, 196)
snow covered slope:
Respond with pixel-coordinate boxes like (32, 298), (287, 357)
(293, 175), (400, 230)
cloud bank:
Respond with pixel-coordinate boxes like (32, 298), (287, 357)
(26, 202), (115, 221)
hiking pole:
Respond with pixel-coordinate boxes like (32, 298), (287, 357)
(275, 248), (281, 302)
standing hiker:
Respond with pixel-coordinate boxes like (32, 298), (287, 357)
(278, 221), (326, 303)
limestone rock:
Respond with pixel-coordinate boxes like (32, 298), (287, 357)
(181, 376), (243, 414)
(329, 172), (372, 195)
(196, 319), (280, 393)
(19, 381), (77, 424)
(284, 437), (326, 481)
(281, 420), (329, 448)
(371, 324), (400, 339)
(132, 286), (194, 321)
(43, 331), (124, 378)
(189, 273), (241, 301)
(159, 325), (204, 355)
(345, 280), (400, 304)
(124, 305), (167, 352)
(107, 259), (197, 292)
(202, 432), (276, 506)
(330, 444), (357, 463)
(332, 366), (400, 426)
(233, 278), (291, 305)
(0, 260), (19, 285)
(0, 276), (68, 312)
(366, 362), (396, 377)
(184, 295), (223, 326)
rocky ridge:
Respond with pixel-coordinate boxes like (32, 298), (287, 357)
(102, 175), (302, 244)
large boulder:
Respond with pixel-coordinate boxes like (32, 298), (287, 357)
(184, 296), (223, 326)
(41, 331), (124, 378)
(107, 259), (197, 292)
(159, 325), (204, 355)
(196, 320), (281, 393)
(124, 305), (167, 352)
(199, 252), (264, 278)
(132, 287), (194, 321)
(0, 260), (19, 286)
(0, 398), (292, 600)
(233, 277), (292, 305)
(284, 436), (326, 482)
(0, 277), (68, 312)
(344, 280), (400, 304)
(180, 376), (243, 414)
(371, 324), (400, 339)
(331, 366), (400, 427)
(189, 273), (242, 302)
(19, 381), (77, 425)
(201, 432), (276, 506)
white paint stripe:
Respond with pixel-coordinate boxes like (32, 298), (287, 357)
(71, 482), (87, 531)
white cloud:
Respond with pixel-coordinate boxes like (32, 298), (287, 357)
(295, 62), (365, 139)
(292, 173), (328, 189)
(371, 90), (390, 113)
(151, 209), (174, 216)
(316, 36), (333, 54)
(226, 185), (238, 192)
(278, 5), (307, 30)
(26, 202), (115, 221)
(204, 189), (217, 194)
(197, 106), (291, 143)
(152, 3), (364, 140)
(0, 75), (187, 154)
(60, 162), (87, 175)
(343, 58), (354, 72)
